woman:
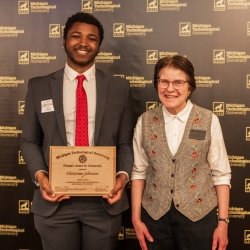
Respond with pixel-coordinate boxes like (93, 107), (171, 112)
(131, 55), (231, 250)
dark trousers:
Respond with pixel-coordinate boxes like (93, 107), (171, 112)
(142, 204), (217, 250)
(34, 197), (121, 250)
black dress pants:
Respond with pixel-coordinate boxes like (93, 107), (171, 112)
(34, 197), (121, 250)
(142, 204), (217, 250)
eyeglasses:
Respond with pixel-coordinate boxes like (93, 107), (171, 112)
(157, 79), (188, 89)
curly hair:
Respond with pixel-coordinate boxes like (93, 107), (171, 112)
(63, 12), (104, 45)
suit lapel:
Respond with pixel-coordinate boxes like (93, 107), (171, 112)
(50, 69), (67, 145)
(94, 69), (108, 145)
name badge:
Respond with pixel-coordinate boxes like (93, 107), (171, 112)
(189, 129), (206, 140)
(41, 99), (54, 113)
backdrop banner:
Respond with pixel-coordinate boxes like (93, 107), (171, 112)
(0, 0), (250, 249)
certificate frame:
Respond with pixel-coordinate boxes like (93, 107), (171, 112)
(49, 146), (116, 196)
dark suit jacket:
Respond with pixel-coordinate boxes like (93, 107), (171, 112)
(20, 67), (134, 217)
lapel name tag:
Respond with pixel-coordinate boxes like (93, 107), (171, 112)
(189, 129), (206, 140)
(41, 99), (54, 113)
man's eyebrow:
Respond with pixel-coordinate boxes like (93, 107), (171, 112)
(69, 31), (81, 35)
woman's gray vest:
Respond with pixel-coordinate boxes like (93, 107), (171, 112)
(141, 104), (217, 221)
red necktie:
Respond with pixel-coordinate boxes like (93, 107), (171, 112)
(75, 74), (89, 146)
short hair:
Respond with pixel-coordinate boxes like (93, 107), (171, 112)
(63, 12), (104, 45)
(153, 55), (196, 94)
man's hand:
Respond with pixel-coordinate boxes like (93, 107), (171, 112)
(102, 173), (127, 204)
(36, 171), (70, 202)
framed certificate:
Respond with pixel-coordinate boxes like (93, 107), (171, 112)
(49, 146), (116, 196)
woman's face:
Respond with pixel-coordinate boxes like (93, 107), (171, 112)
(157, 66), (191, 115)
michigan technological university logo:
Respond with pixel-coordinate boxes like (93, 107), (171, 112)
(146, 50), (158, 64)
(82, 0), (93, 13)
(213, 102), (224, 116)
(147, 0), (158, 12)
(113, 23), (125, 37)
(213, 50), (225, 64)
(18, 1), (29, 14)
(49, 24), (61, 38)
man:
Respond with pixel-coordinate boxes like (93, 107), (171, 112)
(20, 12), (134, 250)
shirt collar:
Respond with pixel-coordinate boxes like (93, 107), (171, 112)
(64, 63), (96, 83)
(162, 100), (193, 123)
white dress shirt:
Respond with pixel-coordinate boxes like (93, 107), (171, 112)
(63, 63), (128, 180)
(131, 100), (231, 186)
(63, 63), (96, 146)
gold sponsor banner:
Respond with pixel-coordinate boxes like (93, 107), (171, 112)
(49, 146), (116, 196)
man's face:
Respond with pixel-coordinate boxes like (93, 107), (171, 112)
(64, 22), (100, 72)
